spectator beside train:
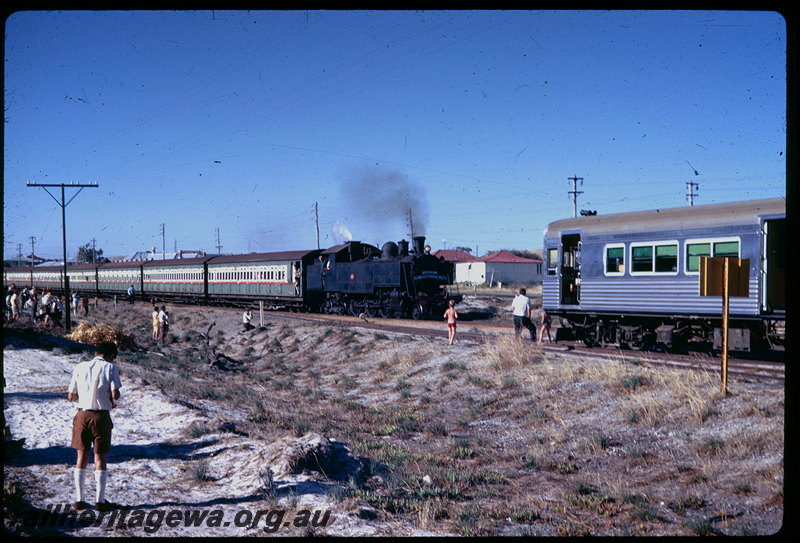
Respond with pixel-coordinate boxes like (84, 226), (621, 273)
(4, 288), (13, 321)
(81, 295), (90, 316)
(151, 305), (160, 341)
(127, 285), (135, 304)
(443, 299), (458, 345)
(539, 308), (553, 344)
(41, 291), (53, 325)
(9, 289), (19, 321)
(157, 306), (169, 343)
(510, 288), (536, 342)
(72, 291), (80, 313)
(51, 296), (64, 327)
(243, 309), (254, 332)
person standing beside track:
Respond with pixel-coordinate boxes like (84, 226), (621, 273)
(443, 299), (458, 345)
(510, 288), (536, 342)
(67, 341), (123, 511)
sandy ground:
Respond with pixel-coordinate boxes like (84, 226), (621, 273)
(3, 293), (786, 536)
(3, 345), (444, 537)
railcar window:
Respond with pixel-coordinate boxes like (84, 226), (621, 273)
(714, 241), (739, 257)
(685, 239), (740, 272)
(631, 242), (679, 274)
(605, 246), (624, 274)
(631, 246), (653, 272)
(546, 248), (558, 276)
(686, 243), (711, 272)
(655, 245), (678, 272)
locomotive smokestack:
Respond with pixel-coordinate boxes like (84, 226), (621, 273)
(398, 239), (409, 257)
(412, 236), (426, 255)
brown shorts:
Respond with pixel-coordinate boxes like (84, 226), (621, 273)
(71, 410), (113, 454)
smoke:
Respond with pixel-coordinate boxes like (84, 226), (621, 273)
(339, 165), (429, 242)
(331, 220), (353, 244)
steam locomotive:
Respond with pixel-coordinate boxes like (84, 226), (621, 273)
(4, 235), (460, 320)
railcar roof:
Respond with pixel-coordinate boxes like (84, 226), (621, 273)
(98, 260), (146, 269)
(143, 256), (213, 268)
(544, 197), (785, 238)
(207, 250), (318, 265)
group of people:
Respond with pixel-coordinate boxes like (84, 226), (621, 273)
(442, 287), (555, 345)
(151, 305), (170, 343)
(510, 287), (554, 343)
(4, 285), (66, 327)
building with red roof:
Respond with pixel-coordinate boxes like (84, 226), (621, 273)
(437, 249), (542, 286)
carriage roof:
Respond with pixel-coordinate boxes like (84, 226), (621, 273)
(544, 197), (785, 238)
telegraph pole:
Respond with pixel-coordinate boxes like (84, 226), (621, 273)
(160, 223), (166, 260)
(568, 176), (584, 218)
(27, 180), (98, 332)
(215, 228), (222, 255)
(315, 202), (320, 250)
(686, 181), (699, 206)
(29, 236), (36, 271)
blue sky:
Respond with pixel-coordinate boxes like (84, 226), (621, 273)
(4, 10), (786, 259)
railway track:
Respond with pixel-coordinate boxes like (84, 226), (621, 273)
(265, 309), (785, 383)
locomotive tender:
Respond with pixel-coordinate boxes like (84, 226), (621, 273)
(4, 235), (458, 320)
(542, 198), (785, 351)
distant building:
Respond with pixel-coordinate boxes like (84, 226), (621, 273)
(108, 249), (207, 262)
(438, 249), (542, 286)
(3, 254), (57, 268)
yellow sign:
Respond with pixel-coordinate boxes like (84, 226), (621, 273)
(699, 257), (750, 298)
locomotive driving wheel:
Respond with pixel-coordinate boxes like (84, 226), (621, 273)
(411, 304), (423, 320)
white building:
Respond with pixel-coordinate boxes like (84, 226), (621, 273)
(441, 250), (542, 286)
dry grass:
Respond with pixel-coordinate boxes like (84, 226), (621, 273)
(12, 299), (784, 536)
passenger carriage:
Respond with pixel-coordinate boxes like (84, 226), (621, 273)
(4, 267), (34, 290)
(205, 250), (320, 307)
(97, 261), (144, 299)
(542, 198), (785, 351)
(66, 263), (100, 295)
(30, 265), (64, 292)
(143, 257), (211, 301)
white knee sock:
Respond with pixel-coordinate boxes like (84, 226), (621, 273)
(74, 468), (86, 503)
(95, 470), (108, 503)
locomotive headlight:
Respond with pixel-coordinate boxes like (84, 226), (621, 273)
(350, 273), (355, 280)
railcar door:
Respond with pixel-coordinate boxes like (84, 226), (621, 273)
(560, 234), (581, 305)
(763, 218), (785, 312)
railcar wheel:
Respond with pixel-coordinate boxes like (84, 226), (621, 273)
(411, 304), (423, 320)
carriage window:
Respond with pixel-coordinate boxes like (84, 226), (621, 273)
(686, 243), (711, 272)
(655, 244), (678, 272)
(714, 241), (739, 257)
(546, 248), (558, 276)
(604, 245), (624, 275)
(631, 242), (679, 274)
(631, 246), (653, 272)
(685, 239), (740, 272)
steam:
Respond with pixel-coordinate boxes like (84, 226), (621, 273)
(332, 220), (353, 244)
(339, 165), (429, 242)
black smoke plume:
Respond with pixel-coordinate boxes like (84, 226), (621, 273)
(339, 165), (429, 242)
